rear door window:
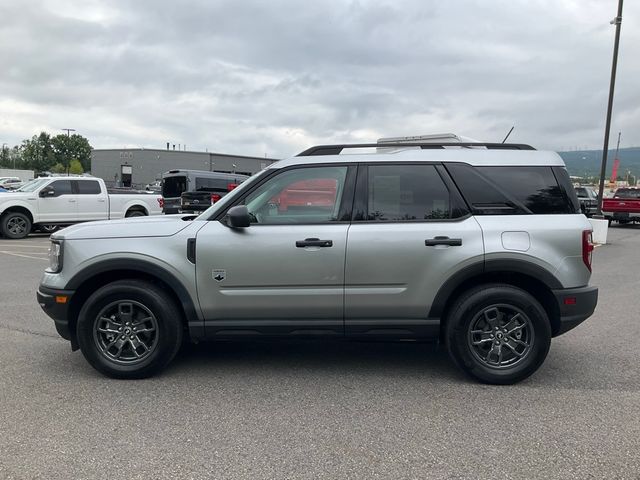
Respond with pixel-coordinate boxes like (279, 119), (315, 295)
(75, 180), (102, 194)
(362, 164), (465, 221)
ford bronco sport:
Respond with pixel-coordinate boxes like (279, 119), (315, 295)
(37, 141), (598, 384)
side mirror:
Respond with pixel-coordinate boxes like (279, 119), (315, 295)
(39, 187), (55, 198)
(226, 205), (251, 228)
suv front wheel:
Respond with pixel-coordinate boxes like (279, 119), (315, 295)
(445, 284), (551, 384)
(76, 280), (183, 379)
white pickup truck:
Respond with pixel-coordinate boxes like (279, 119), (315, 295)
(0, 176), (162, 239)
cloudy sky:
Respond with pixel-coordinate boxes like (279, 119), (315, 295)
(0, 0), (638, 158)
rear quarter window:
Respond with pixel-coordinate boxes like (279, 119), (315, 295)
(446, 164), (578, 215)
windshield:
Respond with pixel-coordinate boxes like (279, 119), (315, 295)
(15, 178), (50, 192)
(162, 176), (187, 198)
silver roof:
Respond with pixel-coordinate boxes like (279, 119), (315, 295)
(270, 148), (566, 169)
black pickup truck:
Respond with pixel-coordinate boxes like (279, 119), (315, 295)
(180, 174), (248, 213)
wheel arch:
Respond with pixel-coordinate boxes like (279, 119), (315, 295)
(430, 260), (563, 337)
(125, 204), (149, 216)
(66, 259), (202, 344)
(1, 205), (35, 224)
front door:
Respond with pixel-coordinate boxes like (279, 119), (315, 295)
(37, 179), (77, 223)
(195, 164), (355, 336)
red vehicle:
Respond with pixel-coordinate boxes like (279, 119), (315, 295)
(602, 188), (640, 225)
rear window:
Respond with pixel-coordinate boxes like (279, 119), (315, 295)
(195, 177), (232, 192)
(575, 187), (587, 197)
(614, 189), (640, 199)
(162, 176), (187, 198)
(446, 164), (578, 215)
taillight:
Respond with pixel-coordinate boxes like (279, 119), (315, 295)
(582, 230), (594, 272)
(158, 197), (164, 208)
(210, 193), (222, 203)
(227, 183), (238, 191)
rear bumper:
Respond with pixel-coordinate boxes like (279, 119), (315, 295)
(552, 286), (598, 336)
(37, 285), (75, 344)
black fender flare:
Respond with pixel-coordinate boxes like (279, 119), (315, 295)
(65, 258), (203, 337)
(428, 258), (563, 319)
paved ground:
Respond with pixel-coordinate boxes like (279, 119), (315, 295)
(0, 226), (639, 479)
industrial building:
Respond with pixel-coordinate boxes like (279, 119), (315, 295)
(91, 148), (279, 188)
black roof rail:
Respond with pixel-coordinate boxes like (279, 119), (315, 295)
(296, 142), (536, 156)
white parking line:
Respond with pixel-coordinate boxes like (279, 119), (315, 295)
(0, 244), (51, 249)
(0, 251), (49, 261)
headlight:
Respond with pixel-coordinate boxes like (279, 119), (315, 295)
(47, 240), (63, 273)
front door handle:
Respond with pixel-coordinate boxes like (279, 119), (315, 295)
(296, 238), (333, 248)
(425, 236), (462, 247)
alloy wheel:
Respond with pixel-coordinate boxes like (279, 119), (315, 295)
(93, 300), (159, 365)
(467, 304), (534, 369)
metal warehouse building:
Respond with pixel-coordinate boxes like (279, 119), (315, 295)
(91, 148), (279, 188)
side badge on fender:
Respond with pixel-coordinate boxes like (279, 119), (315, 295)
(212, 269), (226, 282)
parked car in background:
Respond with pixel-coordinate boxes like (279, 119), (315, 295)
(38, 140), (597, 384)
(0, 176), (162, 239)
(602, 187), (640, 225)
(145, 181), (162, 193)
(574, 186), (598, 217)
(180, 172), (248, 213)
(0, 177), (24, 190)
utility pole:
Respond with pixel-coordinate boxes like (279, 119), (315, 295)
(596, 0), (623, 215)
(62, 128), (76, 175)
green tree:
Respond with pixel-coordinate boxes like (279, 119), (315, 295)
(51, 163), (66, 174)
(69, 158), (84, 174)
(51, 134), (92, 173)
(21, 132), (55, 172)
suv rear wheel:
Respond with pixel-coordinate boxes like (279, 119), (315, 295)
(445, 284), (551, 384)
(76, 280), (183, 379)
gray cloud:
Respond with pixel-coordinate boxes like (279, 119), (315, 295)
(0, 0), (638, 158)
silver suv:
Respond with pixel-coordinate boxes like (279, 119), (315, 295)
(37, 142), (598, 384)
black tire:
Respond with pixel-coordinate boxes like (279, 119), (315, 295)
(76, 280), (183, 379)
(1, 211), (32, 239)
(125, 209), (146, 217)
(445, 284), (551, 385)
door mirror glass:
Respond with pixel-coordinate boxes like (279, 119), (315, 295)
(227, 205), (251, 228)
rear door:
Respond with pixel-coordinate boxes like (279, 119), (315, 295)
(344, 163), (484, 337)
(74, 179), (108, 221)
(195, 164), (355, 336)
(37, 179), (77, 223)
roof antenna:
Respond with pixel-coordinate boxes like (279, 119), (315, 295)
(501, 125), (515, 143)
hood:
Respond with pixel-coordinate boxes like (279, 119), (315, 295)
(53, 214), (198, 240)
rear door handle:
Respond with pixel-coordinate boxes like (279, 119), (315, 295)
(425, 236), (462, 247)
(296, 238), (333, 248)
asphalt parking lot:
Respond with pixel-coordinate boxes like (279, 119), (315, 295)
(1, 226), (639, 479)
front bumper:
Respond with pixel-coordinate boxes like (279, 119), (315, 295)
(552, 286), (598, 336)
(37, 286), (76, 346)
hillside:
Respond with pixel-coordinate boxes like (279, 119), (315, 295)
(558, 147), (640, 178)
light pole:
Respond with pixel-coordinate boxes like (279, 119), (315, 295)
(596, 0), (624, 215)
(62, 128), (76, 175)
